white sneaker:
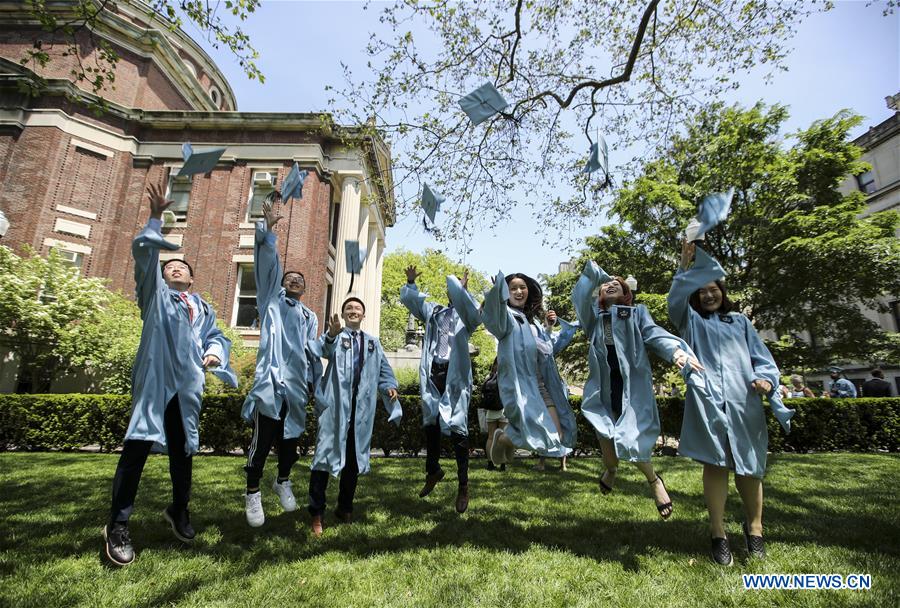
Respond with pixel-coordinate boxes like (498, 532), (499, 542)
(490, 428), (507, 466)
(245, 492), (265, 527)
(272, 479), (297, 512)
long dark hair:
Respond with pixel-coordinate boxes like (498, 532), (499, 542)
(505, 273), (544, 323)
(689, 279), (735, 318)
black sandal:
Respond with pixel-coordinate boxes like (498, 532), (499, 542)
(650, 474), (673, 520)
(599, 468), (616, 495)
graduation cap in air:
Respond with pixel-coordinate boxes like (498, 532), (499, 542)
(686, 187), (735, 241)
(280, 162), (308, 203)
(458, 82), (509, 126)
(344, 239), (369, 293)
(177, 142), (226, 177)
(421, 183), (444, 232)
(582, 130), (610, 188)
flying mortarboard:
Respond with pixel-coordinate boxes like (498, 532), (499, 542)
(280, 162), (308, 203)
(177, 142), (226, 177)
(344, 240), (369, 293)
(687, 187), (735, 241)
(458, 82), (509, 126)
(421, 183), (444, 231)
(582, 130), (610, 188)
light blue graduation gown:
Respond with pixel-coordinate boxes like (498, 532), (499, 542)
(400, 276), (482, 436)
(482, 272), (577, 457)
(241, 221), (321, 439)
(573, 261), (690, 463)
(667, 247), (794, 478)
(309, 329), (402, 477)
(127, 218), (237, 455)
(829, 378), (857, 398)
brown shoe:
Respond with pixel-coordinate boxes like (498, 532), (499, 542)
(333, 509), (352, 524)
(310, 515), (323, 537)
(418, 469), (446, 498)
(455, 485), (469, 514)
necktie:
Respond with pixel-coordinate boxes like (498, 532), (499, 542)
(179, 292), (194, 323)
(435, 307), (455, 360)
(351, 331), (364, 390)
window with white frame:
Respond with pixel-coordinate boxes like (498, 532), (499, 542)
(56, 248), (84, 271)
(856, 170), (877, 194)
(232, 264), (258, 328)
(246, 170), (277, 221)
(166, 169), (193, 222)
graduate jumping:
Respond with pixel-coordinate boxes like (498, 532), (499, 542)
(401, 266), (482, 513)
(306, 297), (402, 535)
(103, 182), (237, 567)
(242, 198), (321, 528)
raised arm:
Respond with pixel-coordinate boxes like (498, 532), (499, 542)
(667, 243), (725, 332)
(132, 183), (180, 313)
(447, 273), (482, 333)
(481, 271), (512, 339)
(254, 199), (283, 308)
(308, 313), (342, 359)
(400, 267), (437, 323)
(572, 260), (610, 335)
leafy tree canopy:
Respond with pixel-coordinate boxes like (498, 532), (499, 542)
(546, 103), (900, 376)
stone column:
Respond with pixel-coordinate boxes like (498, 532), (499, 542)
(372, 237), (385, 335)
(332, 175), (361, 301)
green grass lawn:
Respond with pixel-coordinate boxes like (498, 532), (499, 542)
(1, 452), (897, 607)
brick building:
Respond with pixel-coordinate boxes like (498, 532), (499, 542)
(0, 0), (395, 370)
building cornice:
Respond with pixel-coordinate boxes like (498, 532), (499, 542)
(0, 0), (236, 111)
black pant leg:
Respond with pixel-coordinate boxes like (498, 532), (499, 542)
(277, 437), (300, 480)
(337, 394), (360, 515)
(451, 432), (469, 487)
(109, 439), (154, 524)
(245, 410), (282, 489)
(424, 423), (442, 475)
(163, 396), (192, 512)
(308, 470), (329, 516)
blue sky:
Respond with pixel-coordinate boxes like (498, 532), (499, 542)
(193, 0), (899, 279)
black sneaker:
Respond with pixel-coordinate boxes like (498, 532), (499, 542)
(711, 537), (733, 566)
(103, 522), (134, 566)
(499, 463), (507, 472)
(163, 506), (196, 542)
(743, 522), (766, 559)
(486, 461), (496, 471)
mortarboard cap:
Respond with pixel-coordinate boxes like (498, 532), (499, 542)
(177, 142), (226, 177)
(280, 162), (308, 203)
(828, 365), (844, 374)
(421, 183), (444, 228)
(458, 82), (509, 126)
(344, 240), (369, 275)
(692, 187), (735, 240)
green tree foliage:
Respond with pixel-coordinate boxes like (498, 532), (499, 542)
(546, 103), (900, 375)
(21, 0), (263, 111)
(380, 249), (495, 379)
(331, 0), (836, 242)
(0, 245), (115, 392)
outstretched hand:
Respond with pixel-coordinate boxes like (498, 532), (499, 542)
(327, 313), (342, 338)
(405, 265), (420, 283)
(545, 309), (558, 329)
(262, 199), (281, 229)
(680, 239), (696, 271)
(673, 348), (704, 373)
(146, 182), (174, 219)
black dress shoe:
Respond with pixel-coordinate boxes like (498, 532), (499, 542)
(418, 469), (446, 498)
(163, 506), (196, 542)
(103, 522), (134, 566)
(333, 509), (353, 524)
(743, 522), (766, 559)
(455, 485), (469, 514)
(711, 537), (733, 566)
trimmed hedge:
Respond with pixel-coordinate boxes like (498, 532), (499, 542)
(1, 393), (897, 455)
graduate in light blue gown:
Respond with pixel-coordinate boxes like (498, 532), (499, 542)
(306, 297), (401, 535)
(104, 182), (236, 567)
(482, 272), (578, 470)
(242, 199), (322, 528)
(668, 240), (794, 564)
(573, 260), (702, 520)
(401, 266), (481, 513)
